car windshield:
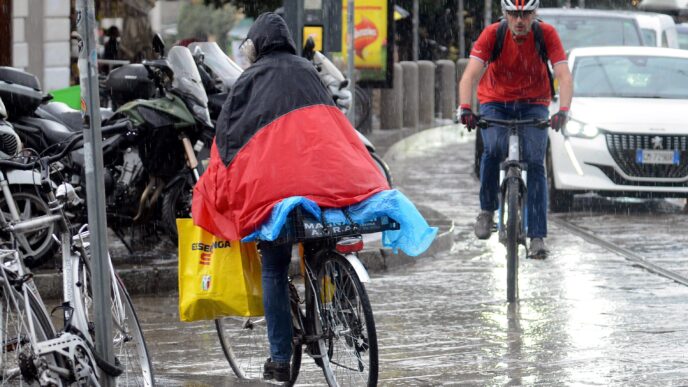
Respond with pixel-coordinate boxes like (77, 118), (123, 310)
(167, 45), (208, 107)
(539, 15), (643, 49)
(573, 55), (688, 99)
(188, 42), (243, 90)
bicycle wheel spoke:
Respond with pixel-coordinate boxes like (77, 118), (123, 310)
(315, 254), (377, 386)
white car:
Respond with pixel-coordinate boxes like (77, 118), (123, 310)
(548, 46), (688, 211)
(630, 11), (680, 48)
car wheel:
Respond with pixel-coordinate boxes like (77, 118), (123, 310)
(547, 150), (574, 213)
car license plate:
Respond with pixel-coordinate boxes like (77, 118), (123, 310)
(635, 149), (680, 165)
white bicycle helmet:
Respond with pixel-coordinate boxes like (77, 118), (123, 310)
(501, 0), (539, 11)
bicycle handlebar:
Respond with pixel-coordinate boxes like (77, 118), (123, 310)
(476, 116), (550, 129)
(0, 120), (131, 170)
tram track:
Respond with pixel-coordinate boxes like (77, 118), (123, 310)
(551, 215), (688, 287)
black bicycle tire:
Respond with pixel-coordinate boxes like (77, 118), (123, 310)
(506, 178), (521, 303)
(311, 252), (379, 387)
(215, 299), (304, 382)
(78, 256), (155, 386)
(114, 274), (156, 385)
(0, 272), (64, 384)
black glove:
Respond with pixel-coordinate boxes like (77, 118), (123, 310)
(550, 108), (569, 132)
(458, 105), (478, 131)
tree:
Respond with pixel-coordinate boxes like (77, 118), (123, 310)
(204, 0), (282, 18)
(177, 3), (238, 50)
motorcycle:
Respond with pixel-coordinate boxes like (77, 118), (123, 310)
(1, 35), (210, 260)
(101, 34), (210, 240)
(188, 41), (393, 187)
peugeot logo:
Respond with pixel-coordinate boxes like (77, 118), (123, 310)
(651, 136), (663, 150)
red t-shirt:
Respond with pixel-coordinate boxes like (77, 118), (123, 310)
(470, 21), (567, 105)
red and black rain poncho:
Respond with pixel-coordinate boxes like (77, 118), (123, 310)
(192, 13), (389, 241)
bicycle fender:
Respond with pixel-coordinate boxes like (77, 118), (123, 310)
(5, 169), (42, 186)
(344, 253), (370, 283)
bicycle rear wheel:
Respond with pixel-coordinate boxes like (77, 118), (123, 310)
(0, 267), (63, 385)
(215, 282), (303, 384)
(311, 252), (378, 387)
(505, 178), (523, 303)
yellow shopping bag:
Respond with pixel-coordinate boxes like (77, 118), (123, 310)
(177, 219), (264, 322)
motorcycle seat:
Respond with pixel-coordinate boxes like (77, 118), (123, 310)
(37, 102), (114, 133)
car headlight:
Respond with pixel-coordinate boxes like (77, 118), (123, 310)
(564, 118), (599, 138)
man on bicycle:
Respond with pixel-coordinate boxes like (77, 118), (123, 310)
(192, 12), (389, 382)
(458, 0), (572, 258)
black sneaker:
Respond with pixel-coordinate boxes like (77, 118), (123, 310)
(263, 358), (291, 382)
(474, 211), (494, 240)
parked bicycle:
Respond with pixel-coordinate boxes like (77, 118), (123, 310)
(0, 134), (154, 385)
(476, 116), (550, 303)
(215, 207), (395, 386)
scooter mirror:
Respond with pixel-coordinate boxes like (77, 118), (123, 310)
(152, 34), (166, 58)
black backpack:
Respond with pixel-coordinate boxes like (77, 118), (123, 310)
(489, 19), (555, 98)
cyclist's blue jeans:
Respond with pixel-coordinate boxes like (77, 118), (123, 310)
(479, 102), (549, 238)
(259, 242), (293, 363)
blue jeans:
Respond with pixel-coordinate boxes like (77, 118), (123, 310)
(258, 242), (293, 363)
(479, 102), (549, 238)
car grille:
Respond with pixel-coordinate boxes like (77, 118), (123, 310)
(605, 133), (688, 178)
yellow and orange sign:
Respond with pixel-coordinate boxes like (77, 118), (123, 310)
(341, 0), (389, 71)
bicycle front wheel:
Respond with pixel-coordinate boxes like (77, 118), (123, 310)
(505, 178), (522, 303)
(312, 252), (378, 387)
(78, 258), (155, 386)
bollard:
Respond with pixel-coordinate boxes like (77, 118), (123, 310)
(380, 63), (403, 130)
(400, 61), (419, 130)
(417, 60), (436, 125)
(456, 58), (478, 111)
(435, 60), (456, 120)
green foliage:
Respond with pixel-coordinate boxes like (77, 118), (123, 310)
(178, 3), (237, 49)
(204, 0), (282, 18)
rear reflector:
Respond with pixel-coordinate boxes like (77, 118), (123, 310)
(335, 237), (364, 253)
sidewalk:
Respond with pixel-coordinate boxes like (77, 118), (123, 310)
(32, 122), (457, 298)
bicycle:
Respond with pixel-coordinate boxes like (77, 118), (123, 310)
(215, 207), (397, 386)
(0, 135), (154, 386)
(476, 116), (550, 303)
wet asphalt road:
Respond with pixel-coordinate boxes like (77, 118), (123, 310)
(132, 126), (688, 385)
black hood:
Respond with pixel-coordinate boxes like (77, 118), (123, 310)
(247, 12), (297, 60)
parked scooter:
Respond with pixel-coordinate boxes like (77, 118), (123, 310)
(188, 41), (393, 187)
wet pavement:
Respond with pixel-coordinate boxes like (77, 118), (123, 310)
(131, 125), (688, 385)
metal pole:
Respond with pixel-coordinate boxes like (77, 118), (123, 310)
(484, 0), (492, 29)
(412, 0), (419, 61)
(75, 1), (115, 386)
(347, 0), (356, 124)
(458, 0), (466, 58)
